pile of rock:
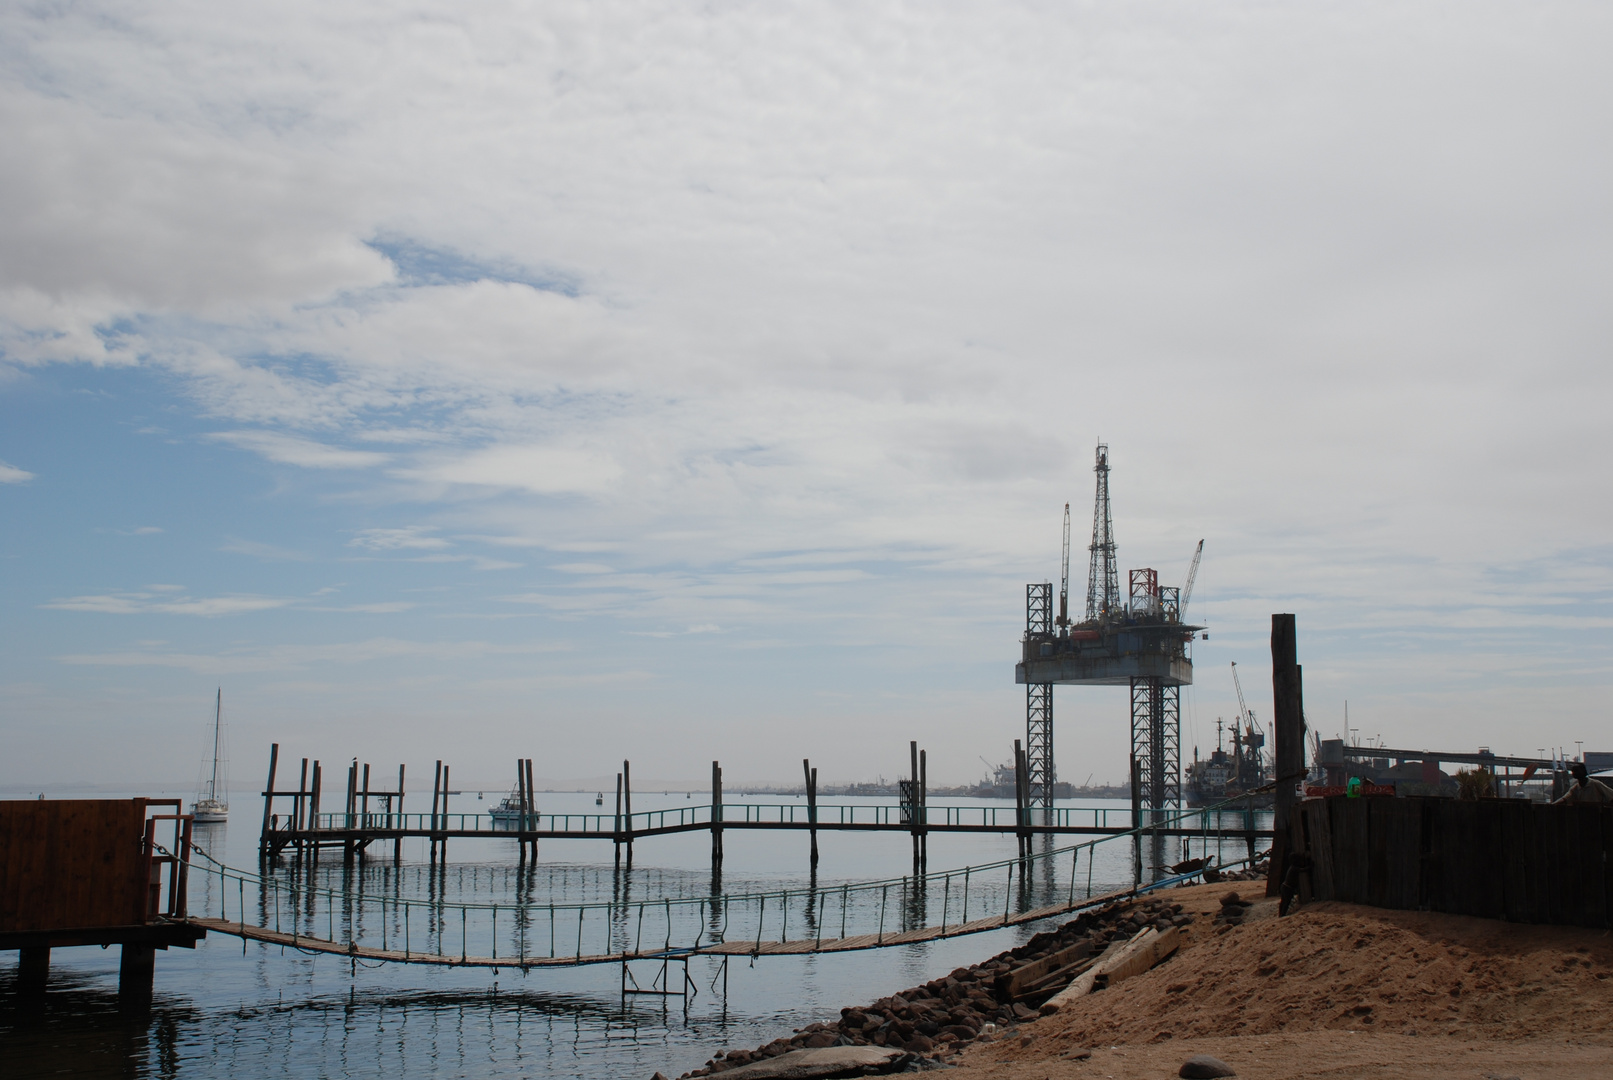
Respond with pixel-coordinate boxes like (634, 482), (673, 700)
(677, 895), (1197, 1077)
(1212, 891), (1253, 930)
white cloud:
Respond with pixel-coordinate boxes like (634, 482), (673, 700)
(0, 460), (34, 484)
(207, 431), (390, 469)
(349, 526), (450, 551)
(406, 444), (623, 496)
(42, 590), (290, 616)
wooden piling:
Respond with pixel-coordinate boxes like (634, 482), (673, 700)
(1130, 756), (1143, 885)
(711, 761), (724, 864)
(430, 760), (442, 862)
(18, 946), (49, 995)
(516, 757), (528, 864)
(118, 943), (155, 1008)
(613, 772), (624, 866)
(1268, 613), (1304, 896)
(623, 759), (633, 865)
(909, 741), (921, 866)
(525, 757), (537, 862)
(440, 765), (450, 862)
(803, 759), (819, 867)
(919, 749), (928, 867)
(258, 743), (280, 861)
(1014, 741), (1029, 859)
(394, 763), (405, 862)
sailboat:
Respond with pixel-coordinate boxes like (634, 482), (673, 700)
(192, 688), (229, 823)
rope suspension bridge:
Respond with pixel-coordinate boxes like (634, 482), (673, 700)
(179, 799), (1266, 980)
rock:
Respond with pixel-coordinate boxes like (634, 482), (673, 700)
(652, 1073), (671, 1080)
(1011, 1002), (1036, 1020)
(1220, 892), (1242, 905)
(713, 1047), (911, 1079)
(904, 1034), (934, 1054)
(1179, 1054), (1237, 1078)
(803, 1032), (837, 1049)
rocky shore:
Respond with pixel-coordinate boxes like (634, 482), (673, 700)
(674, 892), (1198, 1077)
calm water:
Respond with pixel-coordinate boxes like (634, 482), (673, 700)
(1, 790), (1270, 1079)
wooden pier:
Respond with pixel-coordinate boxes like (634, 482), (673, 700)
(257, 742), (1273, 864)
(0, 798), (205, 1004)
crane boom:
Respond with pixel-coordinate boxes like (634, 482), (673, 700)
(1230, 660), (1252, 730)
(1180, 539), (1204, 618)
(1057, 503), (1071, 627)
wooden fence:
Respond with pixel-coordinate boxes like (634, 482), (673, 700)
(1289, 795), (1612, 928)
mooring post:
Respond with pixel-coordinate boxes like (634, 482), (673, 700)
(344, 760), (358, 862)
(295, 757), (309, 856)
(909, 740), (921, 867)
(803, 759), (819, 867)
(394, 763), (405, 862)
(525, 757), (537, 862)
(919, 749), (928, 868)
(711, 760), (724, 864)
(118, 943), (155, 1009)
(361, 762), (371, 823)
(1013, 740), (1028, 859)
(429, 760), (441, 862)
(259, 742), (280, 861)
(1268, 613), (1304, 897)
(440, 764), (450, 863)
(623, 759), (633, 866)
(516, 756), (528, 865)
(614, 771), (624, 866)
(18, 946), (48, 996)
(1129, 755), (1142, 884)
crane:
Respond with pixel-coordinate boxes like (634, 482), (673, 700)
(1056, 503), (1071, 628)
(1230, 660), (1255, 732)
(1180, 539), (1204, 619)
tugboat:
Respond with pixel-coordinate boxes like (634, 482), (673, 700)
(191, 689), (229, 823)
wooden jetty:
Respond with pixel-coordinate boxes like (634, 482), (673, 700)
(257, 743), (1273, 864)
(0, 798), (205, 1003)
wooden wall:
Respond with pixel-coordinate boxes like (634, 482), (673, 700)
(1291, 795), (1613, 928)
(0, 799), (150, 933)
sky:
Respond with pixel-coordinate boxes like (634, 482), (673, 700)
(2, 2), (1610, 793)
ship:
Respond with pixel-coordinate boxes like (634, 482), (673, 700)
(191, 689), (229, 823)
(1185, 662), (1272, 808)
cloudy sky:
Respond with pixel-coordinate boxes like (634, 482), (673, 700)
(2, 2), (1609, 791)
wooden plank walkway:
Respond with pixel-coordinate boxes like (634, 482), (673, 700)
(186, 886), (1139, 969)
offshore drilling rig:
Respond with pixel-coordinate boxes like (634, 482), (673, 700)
(1015, 443), (1205, 826)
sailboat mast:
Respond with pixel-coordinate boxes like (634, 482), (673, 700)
(210, 688), (222, 800)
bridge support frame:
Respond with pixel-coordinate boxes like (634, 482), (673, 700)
(1129, 675), (1180, 829)
(1024, 583), (1055, 826)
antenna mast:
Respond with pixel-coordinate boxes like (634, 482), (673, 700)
(1085, 443), (1119, 620)
(1057, 503), (1071, 628)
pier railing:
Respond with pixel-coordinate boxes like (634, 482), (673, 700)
(183, 797), (1266, 969)
(292, 802), (1259, 836)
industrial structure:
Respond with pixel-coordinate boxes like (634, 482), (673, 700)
(1016, 444), (1205, 826)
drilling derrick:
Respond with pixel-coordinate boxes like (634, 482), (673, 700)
(1017, 443), (1203, 848)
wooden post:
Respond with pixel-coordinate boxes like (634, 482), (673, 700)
(118, 943), (155, 1008)
(909, 740), (921, 865)
(440, 764), (450, 863)
(344, 760), (358, 861)
(394, 763), (405, 862)
(430, 760), (442, 862)
(1269, 613), (1304, 897)
(361, 763), (371, 821)
(296, 756), (309, 831)
(309, 761), (322, 864)
(623, 759), (633, 865)
(922, 754), (935, 870)
(525, 757), (537, 862)
(259, 743), (279, 861)
(711, 761), (724, 864)
(1130, 756), (1142, 885)
(614, 771), (624, 866)
(516, 757), (528, 864)
(803, 759), (818, 867)
(1013, 740), (1027, 858)
(18, 946), (48, 995)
